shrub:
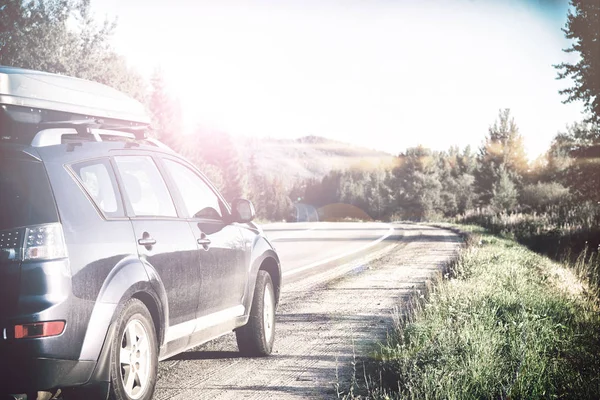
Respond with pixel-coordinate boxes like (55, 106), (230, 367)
(520, 182), (570, 212)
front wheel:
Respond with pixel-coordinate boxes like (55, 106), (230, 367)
(108, 299), (158, 400)
(236, 271), (276, 356)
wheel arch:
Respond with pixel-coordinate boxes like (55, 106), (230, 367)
(77, 259), (168, 390)
(258, 256), (281, 306)
(131, 290), (164, 347)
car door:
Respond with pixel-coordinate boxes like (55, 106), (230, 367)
(113, 155), (200, 341)
(161, 158), (248, 318)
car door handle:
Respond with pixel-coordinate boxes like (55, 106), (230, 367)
(197, 238), (211, 246)
(138, 238), (157, 246)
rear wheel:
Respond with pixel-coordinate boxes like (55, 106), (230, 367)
(108, 299), (158, 400)
(236, 271), (276, 356)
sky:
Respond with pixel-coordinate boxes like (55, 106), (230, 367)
(91, 0), (584, 159)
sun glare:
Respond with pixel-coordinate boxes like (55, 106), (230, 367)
(97, 0), (583, 158)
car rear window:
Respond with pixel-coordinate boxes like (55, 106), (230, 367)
(0, 157), (59, 230)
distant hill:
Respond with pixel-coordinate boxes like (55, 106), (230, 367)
(240, 135), (395, 184)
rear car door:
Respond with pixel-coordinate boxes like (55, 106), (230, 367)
(161, 158), (248, 318)
(113, 155), (200, 341)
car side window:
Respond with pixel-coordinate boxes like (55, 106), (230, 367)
(114, 156), (177, 218)
(163, 159), (223, 220)
(72, 159), (124, 218)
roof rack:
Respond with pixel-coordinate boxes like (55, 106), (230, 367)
(30, 118), (151, 147)
(29, 119), (172, 150)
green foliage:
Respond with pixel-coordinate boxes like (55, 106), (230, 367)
(490, 165), (518, 211)
(249, 175), (293, 222)
(299, 145), (477, 222)
(437, 146), (478, 215)
(520, 182), (570, 212)
(457, 205), (600, 299)
(555, 0), (600, 123)
(392, 146), (445, 220)
(361, 230), (600, 400)
(300, 167), (394, 221)
(546, 122), (600, 202)
(475, 109), (528, 206)
(0, 0), (146, 101)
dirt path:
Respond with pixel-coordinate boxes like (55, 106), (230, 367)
(153, 224), (461, 399)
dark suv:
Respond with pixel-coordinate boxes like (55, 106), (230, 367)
(0, 67), (281, 400)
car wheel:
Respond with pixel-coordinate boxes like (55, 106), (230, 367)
(108, 299), (158, 400)
(236, 270), (276, 356)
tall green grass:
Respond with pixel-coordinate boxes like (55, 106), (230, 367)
(347, 226), (600, 399)
(457, 203), (600, 299)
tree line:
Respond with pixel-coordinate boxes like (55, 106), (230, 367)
(295, 110), (598, 221)
(2, 0), (598, 222)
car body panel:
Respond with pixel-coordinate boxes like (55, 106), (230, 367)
(129, 219), (200, 327)
(0, 138), (282, 394)
(190, 220), (248, 317)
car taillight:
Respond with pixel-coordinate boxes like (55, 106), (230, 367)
(23, 223), (67, 261)
(14, 321), (65, 339)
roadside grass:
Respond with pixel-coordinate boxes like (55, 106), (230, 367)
(341, 225), (600, 399)
(457, 206), (600, 299)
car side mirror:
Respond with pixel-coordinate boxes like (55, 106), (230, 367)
(232, 199), (256, 223)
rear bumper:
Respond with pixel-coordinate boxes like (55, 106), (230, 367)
(0, 356), (95, 393)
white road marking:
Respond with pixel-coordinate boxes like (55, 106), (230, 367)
(265, 224), (319, 242)
(282, 225), (395, 278)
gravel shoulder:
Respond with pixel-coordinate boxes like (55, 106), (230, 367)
(154, 224), (461, 399)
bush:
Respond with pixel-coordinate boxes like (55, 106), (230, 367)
(520, 182), (570, 212)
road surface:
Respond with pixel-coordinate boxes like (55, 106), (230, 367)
(154, 222), (461, 399)
(263, 222), (397, 282)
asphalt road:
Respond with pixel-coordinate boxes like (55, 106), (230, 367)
(153, 222), (461, 399)
(263, 221), (398, 282)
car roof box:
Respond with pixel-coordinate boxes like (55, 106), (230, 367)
(0, 66), (150, 124)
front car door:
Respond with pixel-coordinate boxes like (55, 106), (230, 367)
(160, 158), (248, 319)
(113, 155), (200, 346)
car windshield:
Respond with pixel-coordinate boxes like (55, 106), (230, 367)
(0, 156), (58, 231)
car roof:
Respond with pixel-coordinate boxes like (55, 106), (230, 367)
(0, 140), (176, 165)
(0, 66), (149, 124)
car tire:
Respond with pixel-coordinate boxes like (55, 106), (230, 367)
(108, 299), (158, 400)
(236, 270), (276, 356)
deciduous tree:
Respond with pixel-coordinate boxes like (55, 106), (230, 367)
(0, 0), (145, 100)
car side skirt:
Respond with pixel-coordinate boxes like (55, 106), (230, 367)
(159, 309), (247, 361)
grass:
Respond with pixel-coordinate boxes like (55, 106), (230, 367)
(457, 205), (600, 300)
(342, 225), (600, 399)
